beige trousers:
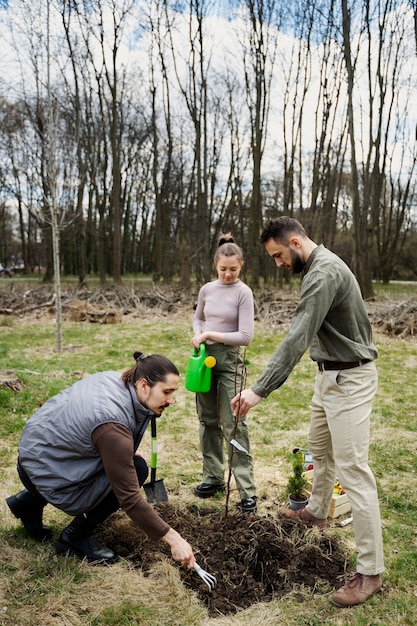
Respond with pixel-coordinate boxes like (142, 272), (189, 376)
(307, 361), (384, 575)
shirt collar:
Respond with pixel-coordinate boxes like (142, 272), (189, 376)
(303, 244), (323, 276)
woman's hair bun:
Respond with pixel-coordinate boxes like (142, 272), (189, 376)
(218, 233), (234, 246)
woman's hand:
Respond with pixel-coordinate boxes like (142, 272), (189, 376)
(191, 331), (225, 347)
(191, 333), (206, 348)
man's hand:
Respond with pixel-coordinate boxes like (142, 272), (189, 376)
(231, 389), (262, 417)
(162, 528), (196, 569)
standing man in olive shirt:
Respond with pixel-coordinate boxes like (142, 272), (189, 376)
(231, 217), (384, 608)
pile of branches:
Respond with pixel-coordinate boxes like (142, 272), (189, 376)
(1, 283), (416, 338)
(369, 299), (417, 338)
(253, 288), (299, 329)
(0, 283), (197, 318)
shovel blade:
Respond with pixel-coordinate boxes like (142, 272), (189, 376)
(144, 479), (168, 503)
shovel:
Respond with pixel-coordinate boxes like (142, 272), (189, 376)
(144, 416), (168, 503)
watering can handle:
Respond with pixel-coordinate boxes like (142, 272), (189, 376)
(194, 343), (206, 358)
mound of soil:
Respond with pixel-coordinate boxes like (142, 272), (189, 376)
(95, 504), (351, 617)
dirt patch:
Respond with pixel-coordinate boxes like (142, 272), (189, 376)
(95, 504), (350, 617)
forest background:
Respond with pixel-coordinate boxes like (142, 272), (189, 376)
(1, 0), (417, 299)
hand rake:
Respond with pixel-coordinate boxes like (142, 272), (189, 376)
(193, 562), (216, 592)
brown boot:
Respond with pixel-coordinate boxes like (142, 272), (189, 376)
(278, 505), (327, 528)
(332, 573), (382, 607)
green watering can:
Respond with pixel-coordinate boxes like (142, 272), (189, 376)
(185, 343), (216, 393)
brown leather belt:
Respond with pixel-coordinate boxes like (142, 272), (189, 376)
(317, 359), (371, 371)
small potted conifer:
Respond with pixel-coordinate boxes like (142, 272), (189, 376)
(286, 450), (309, 510)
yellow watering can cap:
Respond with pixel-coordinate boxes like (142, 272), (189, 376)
(204, 356), (216, 368)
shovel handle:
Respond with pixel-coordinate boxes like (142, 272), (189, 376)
(150, 416), (157, 470)
(150, 437), (158, 470)
(145, 416), (168, 502)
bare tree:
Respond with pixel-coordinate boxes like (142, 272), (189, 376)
(165, 0), (215, 284)
(148, 0), (175, 282)
(280, 2), (311, 220)
(147, 0), (236, 284)
(97, 0), (134, 284)
(45, 0), (64, 351)
(60, 0), (89, 285)
(307, 0), (347, 245)
(341, 0), (374, 297)
(0, 99), (33, 273)
(69, 0), (135, 284)
(240, 0), (278, 284)
(341, 0), (417, 293)
(364, 2), (417, 282)
(2, 0), (417, 285)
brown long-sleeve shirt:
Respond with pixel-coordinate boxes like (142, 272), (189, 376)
(92, 422), (170, 540)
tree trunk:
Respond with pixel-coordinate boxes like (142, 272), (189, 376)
(341, 0), (373, 298)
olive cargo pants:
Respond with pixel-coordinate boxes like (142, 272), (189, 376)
(196, 344), (256, 499)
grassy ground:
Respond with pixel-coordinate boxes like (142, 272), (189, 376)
(0, 285), (416, 625)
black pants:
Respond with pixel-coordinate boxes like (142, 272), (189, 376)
(17, 456), (149, 527)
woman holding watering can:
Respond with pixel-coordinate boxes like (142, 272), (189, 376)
(191, 234), (257, 513)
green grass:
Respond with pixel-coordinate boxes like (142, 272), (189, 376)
(372, 280), (417, 301)
(89, 601), (155, 625)
(0, 293), (417, 625)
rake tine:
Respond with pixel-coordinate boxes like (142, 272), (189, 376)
(193, 562), (217, 592)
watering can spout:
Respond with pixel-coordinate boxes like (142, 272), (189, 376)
(185, 343), (216, 393)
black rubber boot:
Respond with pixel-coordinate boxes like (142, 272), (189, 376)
(55, 514), (117, 564)
(6, 490), (52, 541)
(54, 456), (146, 564)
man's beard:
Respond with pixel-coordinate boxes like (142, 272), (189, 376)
(290, 249), (305, 274)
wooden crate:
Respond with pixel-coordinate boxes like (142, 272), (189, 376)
(304, 469), (351, 519)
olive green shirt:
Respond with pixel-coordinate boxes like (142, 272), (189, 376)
(251, 245), (378, 398)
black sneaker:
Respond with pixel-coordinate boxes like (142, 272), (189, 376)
(241, 496), (257, 513)
(194, 483), (225, 498)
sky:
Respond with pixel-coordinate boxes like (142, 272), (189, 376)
(1, 0), (416, 196)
